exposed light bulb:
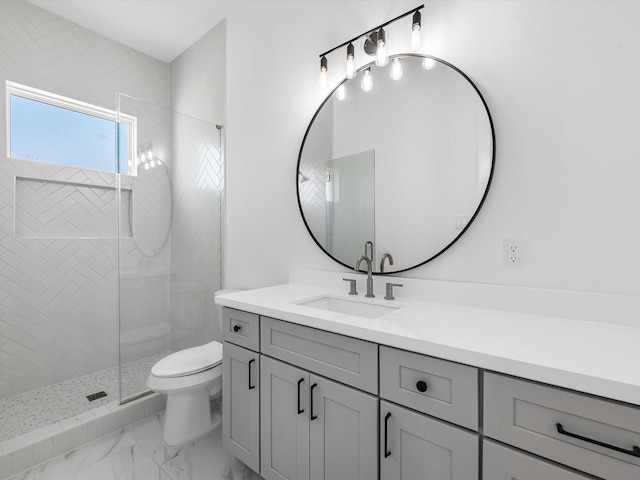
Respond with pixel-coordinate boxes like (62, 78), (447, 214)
(422, 58), (436, 70)
(390, 58), (403, 81)
(361, 68), (373, 92)
(345, 43), (355, 79)
(375, 28), (388, 67)
(336, 84), (346, 101)
(411, 10), (422, 52)
(319, 55), (328, 88)
(411, 26), (421, 51)
(144, 162), (150, 170)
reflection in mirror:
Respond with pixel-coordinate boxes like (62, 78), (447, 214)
(131, 158), (171, 257)
(297, 54), (494, 273)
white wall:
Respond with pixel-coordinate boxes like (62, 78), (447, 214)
(225, 0), (640, 299)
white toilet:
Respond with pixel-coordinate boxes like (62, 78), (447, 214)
(146, 289), (237, 446)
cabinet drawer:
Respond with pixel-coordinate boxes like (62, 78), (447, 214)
(222, 307), (259, 351)
(484, 372), (640, 479)
(380, 400), (478, 480)
(380, 346), (478, 430)
(483, 440), (591, 479)
(260, 316), (378, 394)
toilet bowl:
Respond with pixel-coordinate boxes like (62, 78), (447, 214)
(146, 289), (240, 446)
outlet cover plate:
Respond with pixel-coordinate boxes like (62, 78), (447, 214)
(503, 239), (524, 268)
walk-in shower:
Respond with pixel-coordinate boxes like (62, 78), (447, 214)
(0, 94), (224, 446)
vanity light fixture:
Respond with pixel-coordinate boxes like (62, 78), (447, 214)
(317, 4), (423, 88)
(411, 10), (422, 51)
(375, 27), (388, 66)
(345, 43), (356, 79)
(361, 68), (373, 92)
(390, 58), (403, 81)
(319, 55), (328, 88)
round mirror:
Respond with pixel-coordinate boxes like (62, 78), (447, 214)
(297, 54), (495, 273)
(131, 159), (171, 257)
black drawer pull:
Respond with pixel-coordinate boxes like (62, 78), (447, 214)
(233, 324), (241, 332)
(416, 380), (428, 393)
(384, 412), (392, 458)
(556, 423), (640, 458)
(310, 383), (318, 420)
(248, 359), (256, 390)
(297, 378), (305, 414)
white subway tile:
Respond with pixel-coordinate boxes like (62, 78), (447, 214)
(131, 399), (146, 423)
(11, 444), (34, 475)
(52, 430), (71, 457)
(0, 452), (12, 478)
(144, 395), (158, 417)
(101, 410), (119, 436)
(116, 406), (133, 430)
(69, 423), (88, 451)
(32, 436), (54, 466)
(86, 417), (104, 443)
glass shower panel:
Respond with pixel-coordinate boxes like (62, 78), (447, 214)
(117, 95), (172, 402)
(116, 95), (224, 403)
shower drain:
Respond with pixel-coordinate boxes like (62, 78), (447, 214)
(86, 391), (108, 402)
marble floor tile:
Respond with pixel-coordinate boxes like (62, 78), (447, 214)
(6, 411), (264, 480)
(161, 429), (260, 480)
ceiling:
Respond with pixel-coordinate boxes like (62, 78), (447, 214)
(27, 0), (249, 63)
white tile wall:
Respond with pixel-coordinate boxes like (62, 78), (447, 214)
(0, 0), (170, 399)
(168, 21), (226, 351)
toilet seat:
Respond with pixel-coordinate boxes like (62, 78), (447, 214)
(151, 341), (223, 378)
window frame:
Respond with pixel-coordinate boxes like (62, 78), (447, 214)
(5, 80), (137, 175)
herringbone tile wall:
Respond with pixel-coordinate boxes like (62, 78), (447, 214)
(168, 22), (225, 352)
(0, 0), (171, 399)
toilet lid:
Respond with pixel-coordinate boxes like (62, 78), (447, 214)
(152, 341), (223, 378)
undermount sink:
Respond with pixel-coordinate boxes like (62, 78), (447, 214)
(296, 295), (399, 319)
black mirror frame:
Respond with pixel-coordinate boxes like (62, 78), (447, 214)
(296, 54), (496, 275)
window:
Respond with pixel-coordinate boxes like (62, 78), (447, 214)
(6, 81), (135, 174)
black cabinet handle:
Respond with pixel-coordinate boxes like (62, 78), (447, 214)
(384, 412), (392, 458)
(556, 423), (640, 458)
(310, 383), (318, 420)
(248, 359), (255, 390)
(233, 324), (241, 332)
(297, 378), (304, 414)
(416, 380), (428, 393)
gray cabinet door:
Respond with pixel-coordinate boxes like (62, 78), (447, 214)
(483, 440), (591, 479)
(223, 342), (260, 473)
(380, 400), (478, 480)
(309, 374), (378, 480)
(261, 356), (310, 480)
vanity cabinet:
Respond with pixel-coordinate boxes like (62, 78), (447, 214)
(222, 309), (260, 473)
(260, 355), (377, 480)
(483, 440), (591, 479)
(221, 305), (640, 480)
(380, 400), (478, 479)
(379, 346), (479, 479)
(260, 316), (378, 395)
(379, 346), (479, 430)
(484, 372), (640, 479)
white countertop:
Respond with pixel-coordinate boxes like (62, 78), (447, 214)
(216, 282), (640, 406)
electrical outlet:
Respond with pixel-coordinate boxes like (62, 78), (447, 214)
(503, 239), (523, 268)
